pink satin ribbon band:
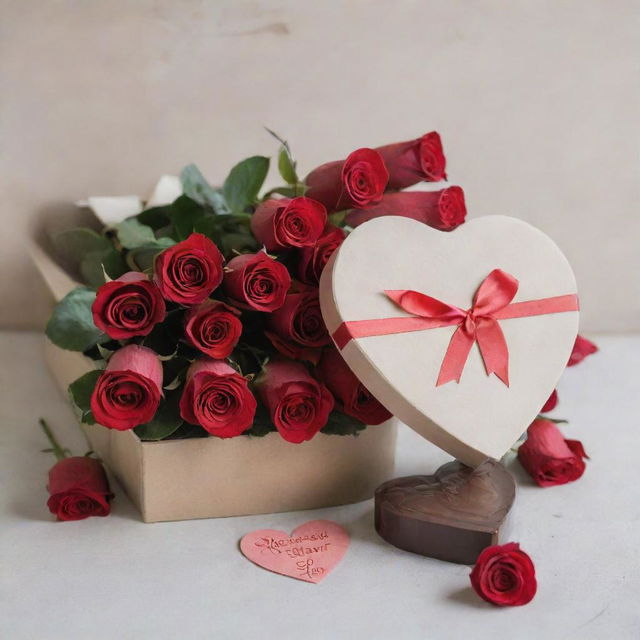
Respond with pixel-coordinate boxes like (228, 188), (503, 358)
(331, 269), (579, 387)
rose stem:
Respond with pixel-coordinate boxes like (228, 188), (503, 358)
(39, 418), (69, 461)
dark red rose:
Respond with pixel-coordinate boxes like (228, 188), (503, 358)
(255, 358), (334, 443)
(47, 456), (113, 521)
(518, 418), (588, 487)
(297, 224), (346, 284)
(251, 197), (327, 250)
(470, 543), (537, 606)
(540, 389), (558, 413)
(92, 271), (166, 340)
(567, 335), (598, 366)
(184, 299), (242, 359)
(346, 187), (466, 231)
(222, 252), (291, 312)
(317, 347), (392, 425)
(154, 233), (224, 305)
(179, 358), (256, 438)
(305, 148), (389, 212)
(265, 290), (331, 362)
(376, 132), (447, 189)
(90, 344), (163, 430)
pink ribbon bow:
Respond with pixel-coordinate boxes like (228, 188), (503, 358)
(331, 269), (579, 387)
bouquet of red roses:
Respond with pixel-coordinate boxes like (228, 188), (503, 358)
(45, 131), (467, 443)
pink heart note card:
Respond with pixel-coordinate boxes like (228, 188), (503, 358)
(240, 519), (349, 583)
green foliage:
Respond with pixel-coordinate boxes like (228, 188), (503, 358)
(68, 369), (102, 424)
(321, 411), (367, 436)
(80, 247), (128, 288)
(168, 195), (208, 241)
(46, 287), (106, 351)
(53, 228), (111, 263)
(134, 391), (183, 440)
(114, 218), (157, 249)
(223, 156), (270, 213)
(125, 237), (175, 272)
(278, 145), (298, 185)
(181, 164), (229, 214)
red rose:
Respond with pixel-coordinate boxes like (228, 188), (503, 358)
(346, 187), (467, 231)
(223, 252), (291, 312)
(251, 197), (327, 250)
(90, 344), (163, 430)
(47, 456), (113, 521)
(255, 358), (334, 443)
(470, 543), (537, 606)
(317, 347), (392, 425)
(376, 132), (447, 190)
(179, 358), (256, 437)
(540, 389), (558, 413)
(305, 148), (389, 212)
(154, 233), (224, 305)
(265, 290), (331, 362)
(518, 418), (588, 487)
(567, 335), (598, 366)
(297, 225), (346, 284)
(184, 299), (242, 359)
(92, 272), (166, 340)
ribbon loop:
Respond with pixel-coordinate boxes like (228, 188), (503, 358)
(332, 269), (579, 387)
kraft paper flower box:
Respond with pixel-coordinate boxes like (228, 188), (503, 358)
(32, 242), (397, 523)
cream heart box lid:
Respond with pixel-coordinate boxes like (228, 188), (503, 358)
(319, 215), (579, 467)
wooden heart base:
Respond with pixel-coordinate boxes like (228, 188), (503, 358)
(374, 460), (515, 564)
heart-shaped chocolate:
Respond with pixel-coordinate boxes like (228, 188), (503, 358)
(374, 460), (515, 564)
(319, 215), (579, 466)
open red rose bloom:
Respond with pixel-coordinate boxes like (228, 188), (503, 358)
(470, 542), (537, 606)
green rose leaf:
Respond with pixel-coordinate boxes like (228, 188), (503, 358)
(68, 369), (101, 424)
(125, 237), (175, 272)
(80, 247), (128, 289)
(223, 156), (270, 213)
(181, 164), (230, 215)
(46, 287), (106, 351)
(278, 145), (298, 185)
(114, 218), (156, 250)
(168, 195), (209, 241)
(52, 228), (112, 266)
(321, 411), (367, 436)
(134, 391), (183, 441)
(137, 205), (173, 230)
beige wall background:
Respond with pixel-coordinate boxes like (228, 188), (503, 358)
(2, 0), (638, 331)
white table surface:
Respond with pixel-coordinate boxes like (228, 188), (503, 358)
(1, 332), (638, 639)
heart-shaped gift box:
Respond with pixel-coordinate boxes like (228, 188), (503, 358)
(319, 215), (579, 466)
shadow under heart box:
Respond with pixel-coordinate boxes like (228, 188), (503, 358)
(319, 215), (579, 563)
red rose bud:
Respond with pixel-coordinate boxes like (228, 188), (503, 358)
(154, 233), (224, 306)
(567, 334), (598, 366)
(297, 225), (346, 284)
(376, 132), (447, 190)
(90, 344), (163, 430)
(346, 187), (467, 231)
(305, 148), (389, 212)
(517, 418), (588, 487)
(470, 543), (537, 607)
(540, 389), (558, 413)
(223, 252), (291, 312)
(256, 358), (334, 443)
(317, 347), (392, 425)
(179, 358), (256, 437)
(184, 299), (242, 359)
(265, 290), (331, 362)
(251, 197), (327, 250)
(92, 272), (166, 340)
(47, 457), (112, 521)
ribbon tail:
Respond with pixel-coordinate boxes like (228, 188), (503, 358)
(475, 318), (510, 386)
(436, 326), (475, 386)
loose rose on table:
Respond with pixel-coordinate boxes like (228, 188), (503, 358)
(517, 418), (588, 487)
(469, 543), (537, 606)
(567, 334), (598, 366)
(40, 419), (113, 521)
